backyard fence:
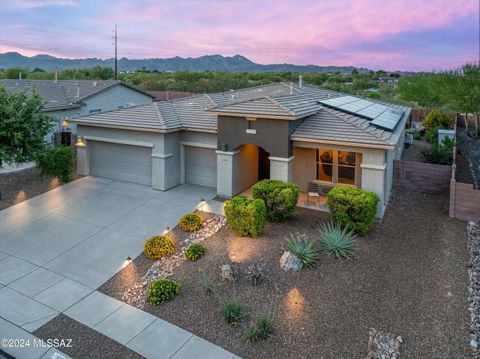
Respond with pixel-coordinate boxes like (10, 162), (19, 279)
(393, 160), (451, 194)
(395, 115), (480, 222)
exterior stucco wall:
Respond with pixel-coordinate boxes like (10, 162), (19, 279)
(233, 144), (259, 194)
(217, 115), (300, 157)
(292, 147), (316, 191)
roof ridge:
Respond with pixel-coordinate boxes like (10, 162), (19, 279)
(74, 101), (155, 120)
(267, 96), (295, 115)
(323, 107), (390, 144)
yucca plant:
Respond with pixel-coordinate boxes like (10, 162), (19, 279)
(318, 222), (357, 259)
(284, 233), (318, 269)
(223, 299), (245, 324)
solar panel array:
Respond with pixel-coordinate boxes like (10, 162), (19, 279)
(319, 96), (404, 131)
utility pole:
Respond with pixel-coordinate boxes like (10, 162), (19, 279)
(113, 24), (118, 79)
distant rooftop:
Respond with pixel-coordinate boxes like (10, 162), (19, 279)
(0, 79), (153, 110)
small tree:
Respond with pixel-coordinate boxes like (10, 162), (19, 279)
(0, 85), (53, 167)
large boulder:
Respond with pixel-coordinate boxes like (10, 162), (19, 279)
(220, 264), (237, 282)
(279, 251), (303, 272)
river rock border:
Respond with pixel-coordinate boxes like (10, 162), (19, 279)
(367, 328), (403, 359)
(122, 215), (227, 309)
(467, 221), (480, 355)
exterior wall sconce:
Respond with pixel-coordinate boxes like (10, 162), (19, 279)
(75, 136), (85, 147)
(62, 119), (70, 128)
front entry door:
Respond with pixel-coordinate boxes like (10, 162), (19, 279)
(258, 147), (270, 180)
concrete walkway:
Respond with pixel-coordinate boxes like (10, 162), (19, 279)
(0, 177), (237, 358)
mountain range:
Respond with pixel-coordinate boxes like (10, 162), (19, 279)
(0, 52), (366, 73)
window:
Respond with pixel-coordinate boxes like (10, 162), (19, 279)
(338, 151), (356, 185)
(315, 149), (358, 186)
(316, 150), (333, 182)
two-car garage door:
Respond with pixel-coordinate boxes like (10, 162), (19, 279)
(185, 146), (217, 189)
(89, 141), (152, 186)
(88, 141), (217, 189)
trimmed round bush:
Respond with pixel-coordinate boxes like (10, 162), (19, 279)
(146, 279), (180, 305)
(184, 243), (206, 261)
(423, 110), (452, 130)
(326, 186), (379, 236)
(179, 213), (203, 232)
(224, 196), (267, 238)
(252, 179), (299, 222)
(144, 235), (176, 259)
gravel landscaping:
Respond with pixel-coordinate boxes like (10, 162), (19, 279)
(34, 314), (144, 359)
(0, 167), (80, 210)
(100, 190), (469, 359)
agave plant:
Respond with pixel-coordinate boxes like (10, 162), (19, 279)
(284, 233), (318, 269)
(318, 222), (357, 259)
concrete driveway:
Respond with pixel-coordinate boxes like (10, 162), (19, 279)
(0, 176), (216, 333)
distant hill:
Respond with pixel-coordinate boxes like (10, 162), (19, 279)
(0, 52), (367, 73)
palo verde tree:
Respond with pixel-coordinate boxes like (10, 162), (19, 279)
(0, 85), (53, 166)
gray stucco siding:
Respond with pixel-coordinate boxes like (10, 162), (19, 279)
(217, 115), (292, 158)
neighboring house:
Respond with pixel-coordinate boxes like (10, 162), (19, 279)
(378, 77), (399, 85)
(71, 82), (410, 219)
(1, 79), (154, 143)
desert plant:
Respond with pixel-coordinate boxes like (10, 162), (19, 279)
(198, 272), (215, 295)
(224, 196), (267, 237)
(252, 179), (299, 221)
(146, 279), (180, 305)
(178, 213), (203, 232)
(318, 222), (357, 259)
(326, 186), (379, 235)
(184, 243), (206, 261)
(422, 136), (455, 165)
(144, 235), (176, 260)
(223, 299), (245, 324)
(425, 127), (439, 144)
(284, 233), (318, 269)
(243, 314), (274, 342)
(422, 109), (453, 130)
(244, 260), (268, 286)
(35, 145), (75, 182)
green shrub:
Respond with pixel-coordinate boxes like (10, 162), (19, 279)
(144, 235), (176, 259)
(178, 213), (203, 232)
(146, 279), (180, 305)
(318, 222), (357, 259)
(425, 128), (439, 144)
(184, 243), (206, 261)
(421, 136), (455, 165)
(423, 110), (453, 130)
(224, 196), (267, 237)
(223, 299), (245, 324)
(243, 314), (274, 342)
(413, 131), (422, 140)
(326, 186), (379, 235)
(284, 233), (318, 269)
(252, 179), (299, 221)
(35, 145), (74, 182)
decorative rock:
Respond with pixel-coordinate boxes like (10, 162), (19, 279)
(122, 214), (227, 309)
(467, 221), (480, 356)
(279, 251), (303, 272)
(367, 328), (403, 359)
(220, 264), (237, 282)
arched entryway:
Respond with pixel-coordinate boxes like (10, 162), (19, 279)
(233, 144), (270, 194)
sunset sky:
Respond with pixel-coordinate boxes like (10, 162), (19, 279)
(0, 0), (478, 71)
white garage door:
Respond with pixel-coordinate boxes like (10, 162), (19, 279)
(185, 146), (217, 188)
(89, 141), (152, 185)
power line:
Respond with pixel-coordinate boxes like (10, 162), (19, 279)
(113, 24), (118, 79)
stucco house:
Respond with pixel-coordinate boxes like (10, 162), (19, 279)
(71, 82), (410, 218)
(1, 79), (154, 143)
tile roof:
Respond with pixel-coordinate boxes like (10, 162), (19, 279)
(0, 79), (152, 110)
(71, 82), (411, 147)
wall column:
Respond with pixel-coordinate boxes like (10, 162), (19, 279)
(269, 156), (294, 182)
(216, 150), (236, 197)
(360, 151), (387, 219)
(75, 139), (89, 176)
(151, 153), (172, 191)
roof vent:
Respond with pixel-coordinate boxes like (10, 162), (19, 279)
(299, 75), (303, 88)
(92, 81), (98, 87)
(75, 83), (80, 98)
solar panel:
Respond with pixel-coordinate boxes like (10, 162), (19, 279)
(319, 95), (404, 131)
